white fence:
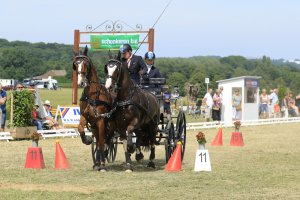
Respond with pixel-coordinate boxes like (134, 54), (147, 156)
(1, 117), (300, 142)
(186, 117), (300, 130)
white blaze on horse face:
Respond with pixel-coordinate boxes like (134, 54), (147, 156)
(105, 64), (117, 89)
(77, 62), (83, 85)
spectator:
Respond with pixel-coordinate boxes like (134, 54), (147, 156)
(269, 88), (279, 117)
(42, 100), (60, 129)
(219, 86), (224, 121)
(203, 88), (213, 122)
(212, 89), (222, 122)
(259, 89), (269, 118)
(232, 89), (242, 120)
(16, 83), (24, 91)
(32, 103), (43, 130)
(281, 92), (289, 118)
(119, 44), (147, 85)
(163, 86), (171, 115)
(287, 93), (298, 117)
(0, 83), (7, 132)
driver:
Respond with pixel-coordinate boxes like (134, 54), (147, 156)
(119, 44), (147, 85)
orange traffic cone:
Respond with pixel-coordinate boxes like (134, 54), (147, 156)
(165, 142), (182, 172)
(25, 147), (45, 169)
(55, 140), (70, 169)
(230, 132), (244, 146)
(211, 127), (223, 146)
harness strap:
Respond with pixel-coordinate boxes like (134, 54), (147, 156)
(80, 93), (111, 110)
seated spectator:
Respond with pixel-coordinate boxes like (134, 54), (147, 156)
(43, 100), (61, 129)
(32, 103), (43, 130)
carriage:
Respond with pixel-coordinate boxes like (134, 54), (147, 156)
(73, 47), (186, 171)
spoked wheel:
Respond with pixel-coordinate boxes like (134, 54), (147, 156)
(164, 121), (175, 163)
(175, 110), (187, 161)
(91, 134), (118, 164)
(105, 135), (118, 163)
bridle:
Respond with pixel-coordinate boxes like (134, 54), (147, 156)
(105, 59), (123, 93)
(74, 55), (93, 86)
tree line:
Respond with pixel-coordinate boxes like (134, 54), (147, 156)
(1, 38), (300, 98)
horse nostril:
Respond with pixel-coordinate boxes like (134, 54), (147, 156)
(80, 82), (85, 88)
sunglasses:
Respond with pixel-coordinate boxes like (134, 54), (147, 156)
(17, 87), (24, 89)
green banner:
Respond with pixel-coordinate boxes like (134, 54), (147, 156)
(90, 34), (139, 50)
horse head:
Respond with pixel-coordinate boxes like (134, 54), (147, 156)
(104, 51), (123, 92)
(104, 59), (122, 94)
(73, 45), (92, 87)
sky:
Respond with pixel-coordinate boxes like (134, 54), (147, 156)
(1, 0), (300, 60)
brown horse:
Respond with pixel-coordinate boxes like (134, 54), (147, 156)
(73, 46), (113, 171)
(104, 57), (160, 171)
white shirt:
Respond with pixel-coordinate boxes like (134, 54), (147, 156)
(204, 92), (213, 108)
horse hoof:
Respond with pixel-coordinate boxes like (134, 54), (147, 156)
(93, 165), (101, 171)
(100, 169), (107, 172)
(85, 136), (93, 145)
(135, 153), (144, 162)
(125, 163), (133, 172)
(147, 162), (155, 169)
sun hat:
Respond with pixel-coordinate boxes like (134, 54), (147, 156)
(44, 100), (51, 106)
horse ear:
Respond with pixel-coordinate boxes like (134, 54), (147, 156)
(117, 51), (121, 61)
(108, 50), (113, 59)
(73, 49), (78, 57)
(104, 64), (108, 74)
(83, 45), (88, 56)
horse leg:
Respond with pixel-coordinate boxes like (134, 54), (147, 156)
(122, 139), (133, 172)
(78, 115), (92, 145)
(135, 136), (144, 162)
(147, 144), (156, 168)
(126, 118), (138, 153)
(97, 119), (107, 172)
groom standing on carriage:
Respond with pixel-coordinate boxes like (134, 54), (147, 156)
(119, 44), (147, 85)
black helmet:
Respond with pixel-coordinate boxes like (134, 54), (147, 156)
(145, 51), (155, 60)
(119, 44), (132, 53)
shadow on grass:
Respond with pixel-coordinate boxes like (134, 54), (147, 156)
(88, 159), (167, 172)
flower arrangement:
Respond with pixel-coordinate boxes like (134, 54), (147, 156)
(196, 131), (206, 144)
(30, 131), (41, 142)
(234, 121), (241, 132)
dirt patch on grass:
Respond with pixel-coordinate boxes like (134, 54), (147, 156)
(0, 182), (103, 194)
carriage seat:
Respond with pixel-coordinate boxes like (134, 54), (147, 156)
(140, 78), (166, 96)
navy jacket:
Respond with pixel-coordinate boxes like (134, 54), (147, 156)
(121, 55), (147, 85)
(147, 65), (162, 79)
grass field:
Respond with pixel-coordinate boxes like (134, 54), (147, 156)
(1, 123), (299, 199)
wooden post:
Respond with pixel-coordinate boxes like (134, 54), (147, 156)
(72, 30), (80, 105)
(10, 91), (13, 126)
(148, 28), (155, 51)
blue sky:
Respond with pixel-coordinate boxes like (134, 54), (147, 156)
(1, 0), (300, 59)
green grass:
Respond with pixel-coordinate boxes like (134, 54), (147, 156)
(38, 88), (83, 108)
(0, 123), (299, 199)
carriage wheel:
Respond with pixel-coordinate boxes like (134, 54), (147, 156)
(164, 121), (175, 163)
(175, 110), (187, 161)
(91, 135), (118, 164)
(105, 136), (118, 163)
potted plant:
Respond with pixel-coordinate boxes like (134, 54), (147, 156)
(7, 90), (37, 139)
(30, 131), (42, 147)
(233, 121), (241, 132)
(196, 131), (207, 149)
